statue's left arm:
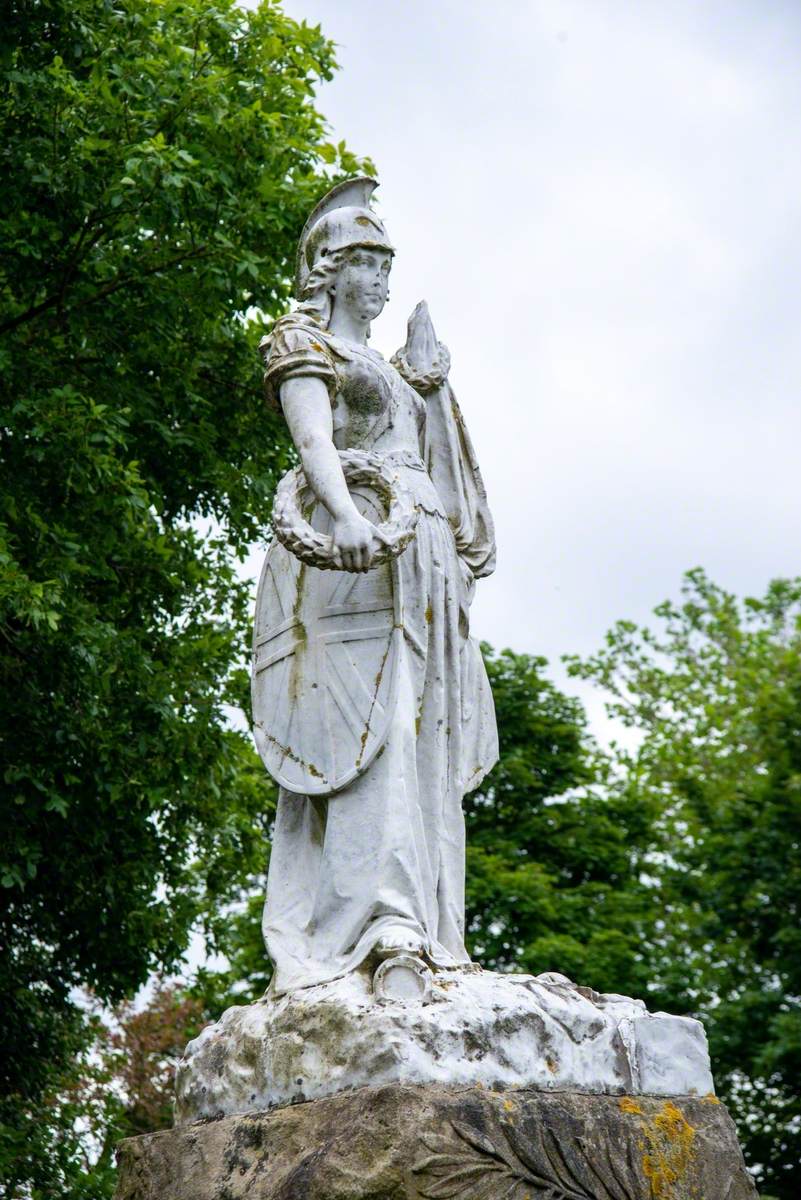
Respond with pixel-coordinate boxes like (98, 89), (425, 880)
(392, 302), (496, 582)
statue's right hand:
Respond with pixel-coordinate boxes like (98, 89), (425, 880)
(331, 511), (377, 573)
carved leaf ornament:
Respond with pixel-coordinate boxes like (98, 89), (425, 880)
(410, 1099), (753, 1200)
(409, 1099), (752, 1200)
(410, 1118), (602, 1200)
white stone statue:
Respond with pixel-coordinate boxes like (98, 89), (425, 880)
(252, 177), (498, 997)
(174, 180), (715, 1123)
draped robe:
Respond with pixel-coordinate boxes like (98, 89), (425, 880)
(257, 305), (497, 995)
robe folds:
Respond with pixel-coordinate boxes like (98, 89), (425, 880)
(258, 306), (498, 994)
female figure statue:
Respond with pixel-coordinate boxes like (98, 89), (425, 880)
(172, 179), (720, 1146)
(254, 178), (497, 996)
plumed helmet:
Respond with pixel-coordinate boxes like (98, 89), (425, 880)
(295, 177), (394, 297)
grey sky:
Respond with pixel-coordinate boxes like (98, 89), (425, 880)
(273, 0), (801, 738)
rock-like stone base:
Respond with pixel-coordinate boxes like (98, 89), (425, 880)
(174, 967), (714, 1122)
(115, 1083), (758, 1200)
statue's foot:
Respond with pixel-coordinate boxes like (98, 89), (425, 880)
(374, 927), (426, 961)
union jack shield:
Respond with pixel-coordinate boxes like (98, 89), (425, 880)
(251, 489), (403, 795)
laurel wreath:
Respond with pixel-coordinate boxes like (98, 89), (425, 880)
(272, 448), (419, 571)
(390, 341), (452, 394)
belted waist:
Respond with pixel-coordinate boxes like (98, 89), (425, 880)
(340, 445), (446, 517)
(386, 454), (446, 518)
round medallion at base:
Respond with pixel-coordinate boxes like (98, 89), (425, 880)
(372, 954), (432, 1003)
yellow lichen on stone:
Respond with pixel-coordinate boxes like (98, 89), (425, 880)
(620, 1098), (696, 1199)
(643, 1102), (696, 1198)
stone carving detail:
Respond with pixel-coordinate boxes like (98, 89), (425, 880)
(411, 1114), (666, 1199)
(390, 306), (452, 393)
(412, 1117), (599, 1199)
(409, 1100), (753, 1200)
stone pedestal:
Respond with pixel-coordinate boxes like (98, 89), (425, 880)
(115, 1082), (758, 1199)
(116, 967), (757, 1198)
(173, 968), (714, 1122)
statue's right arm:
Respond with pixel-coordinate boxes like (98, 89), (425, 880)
(280, 375), (376, 573)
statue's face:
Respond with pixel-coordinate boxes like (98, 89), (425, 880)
(334, 248), (392, 321)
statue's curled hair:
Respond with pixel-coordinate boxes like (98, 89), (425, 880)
(295, 248), (348, 326)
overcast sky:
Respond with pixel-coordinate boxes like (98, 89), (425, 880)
(273, 0), (801, 738)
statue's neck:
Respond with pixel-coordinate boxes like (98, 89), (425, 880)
(328, 306), (370, 345)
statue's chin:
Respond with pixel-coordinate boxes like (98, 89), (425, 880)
(357, 298), (386, 321)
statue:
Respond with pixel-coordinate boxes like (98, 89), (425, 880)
(252, 177), (498, 998)
(173, 181), (716, 1111)
(136, 179), (757, 1200)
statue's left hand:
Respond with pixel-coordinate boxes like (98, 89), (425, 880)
(391, 301), (451, 394)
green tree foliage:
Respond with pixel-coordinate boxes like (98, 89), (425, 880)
(464, 646), (657, 995)
(0, 981), (209, 1196)
(0, 0), (366, 1193)
(569, 569), (801, 1198)
(98, 981), (207, 1150)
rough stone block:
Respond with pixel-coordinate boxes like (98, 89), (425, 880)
(115, 1083), (758, 1200)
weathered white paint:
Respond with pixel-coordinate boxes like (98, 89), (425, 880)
(175, 967), (714, 1123)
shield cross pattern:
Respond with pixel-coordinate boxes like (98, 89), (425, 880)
(252, 491), (404, 796)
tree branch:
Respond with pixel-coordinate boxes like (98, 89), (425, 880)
(1, 246), (212, 335)
(67, 245), (212, 314)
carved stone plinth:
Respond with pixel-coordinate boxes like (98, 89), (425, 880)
(115, 1083), (757, 1200)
